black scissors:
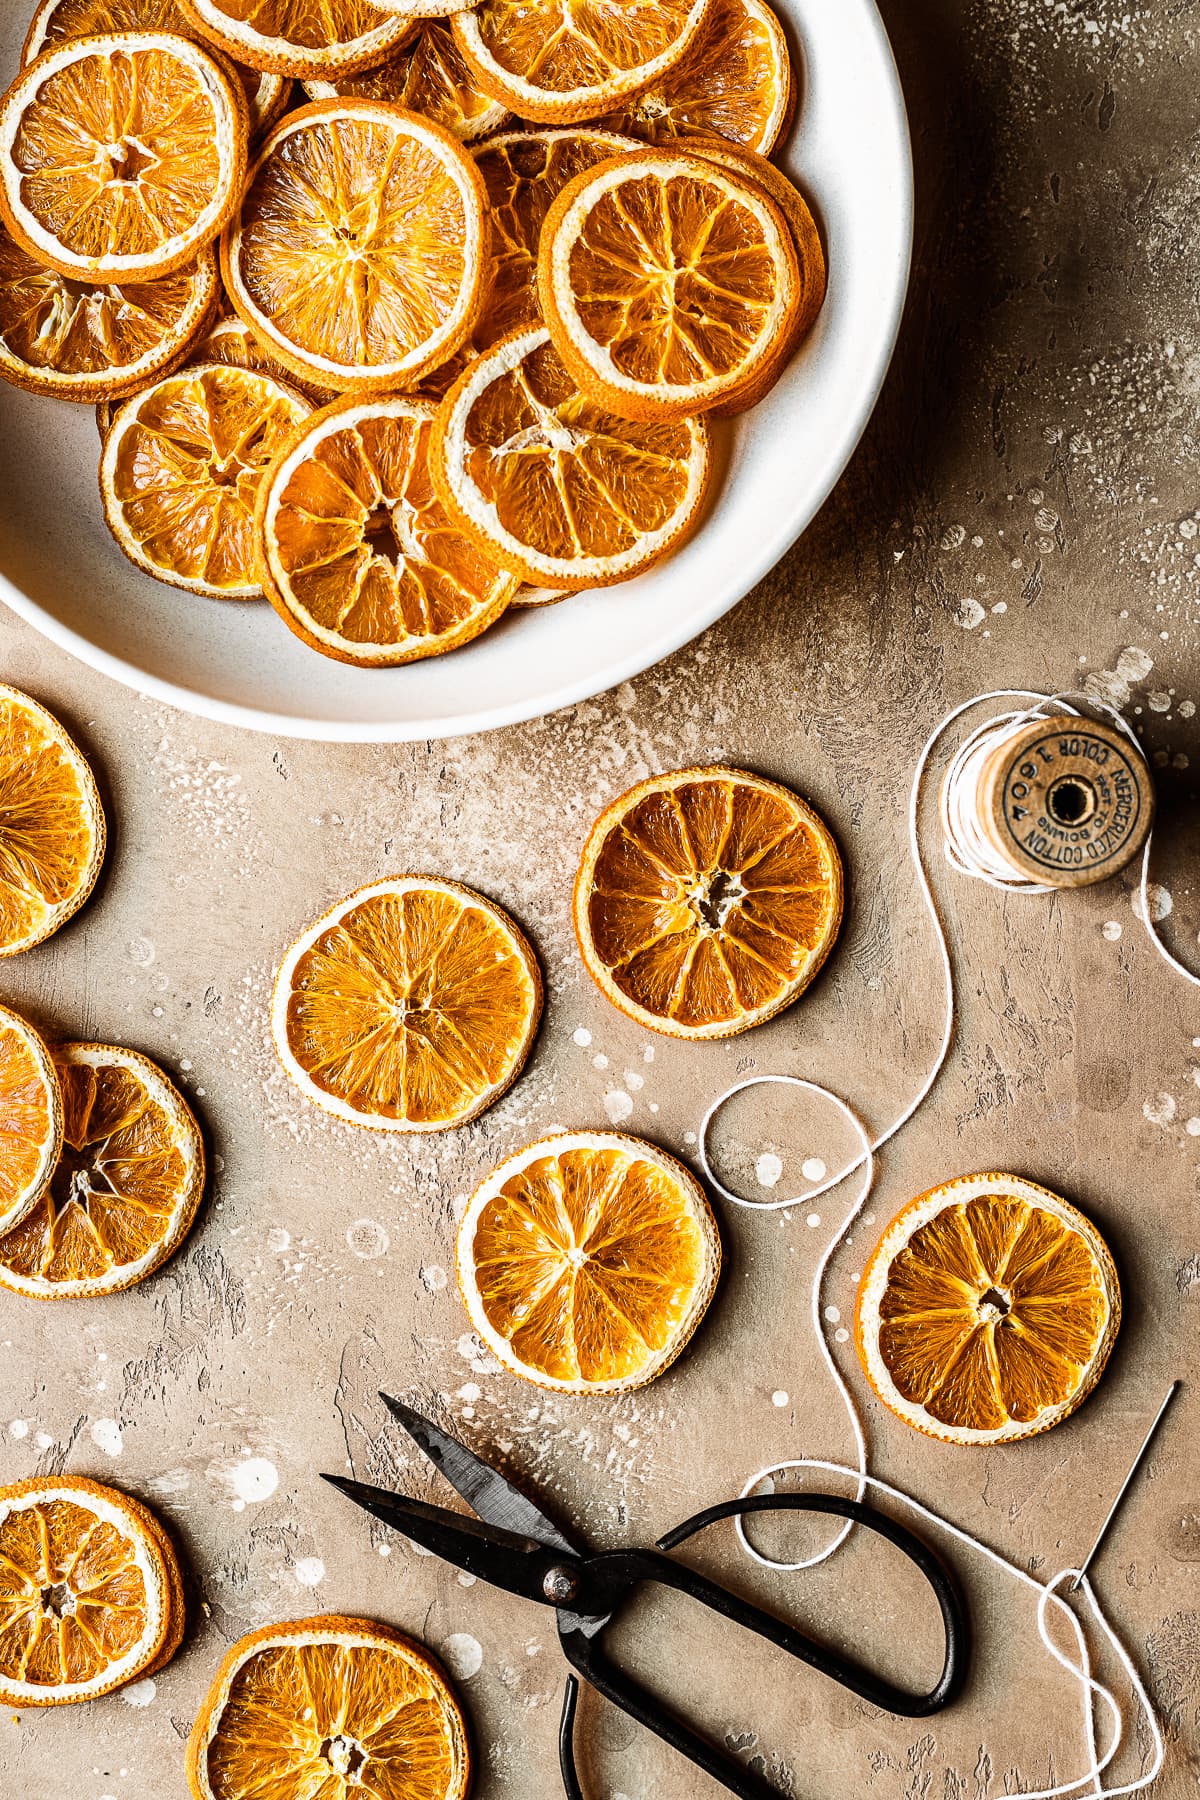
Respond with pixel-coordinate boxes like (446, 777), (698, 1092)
(323, 1397), (970, 1800)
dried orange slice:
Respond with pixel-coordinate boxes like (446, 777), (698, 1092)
(0, 1007), (62, 1238)
(0, 1041), (205, 1300)
(574, 765), (843, 1039)
(179, 0), (413, 80)
(855, 1173), (1122, 1446)
(93, 308), (319, 440)
(303, 20), (510, 142)
(258, 396), (516, 666)
(474, 128), (638, 347)
(0, 684), (106, 956)
(272, 877), (542, 1133)
(187, 1616), (470, 1800)
(458, 1131), (721, 1393)
(539, 146), (801, 420)
(0, 32), (247, 284)
(512, 584), (569, 608)
(430, 326), (710, 591)
(598, 0), (793, 156)
(0, 228), (217, 402)
(0, 1476), (178, 1705)
(222, 101), (490, 395)
(21, 0), (291, 142)
(99, 361), (311, 598)
(688, 135), (825, 413)
(452, 0), (713, 125)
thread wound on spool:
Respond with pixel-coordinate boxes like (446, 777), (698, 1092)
(944, 712), (1154, 889)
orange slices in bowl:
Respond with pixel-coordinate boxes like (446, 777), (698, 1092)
(257, 395), (516, 665)
(187, 1617), (470, 1800)
(855, 1174), (1122, 1445)
(0, 32), (247, 283)
(574, 765), (843, 1038)
(303, 19), (510, 142)
(272, 877), (542, 1133)
(221, 101), (490, 395)
(458, 1131), (721, 1394)
(179, 0), (413, 82)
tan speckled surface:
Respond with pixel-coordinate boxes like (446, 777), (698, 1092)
(2, 0), (1200, 1795)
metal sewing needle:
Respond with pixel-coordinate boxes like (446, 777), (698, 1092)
(1072, 1381), (1182, 1592)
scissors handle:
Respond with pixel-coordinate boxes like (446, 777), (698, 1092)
(557, 1491), (969, 1800)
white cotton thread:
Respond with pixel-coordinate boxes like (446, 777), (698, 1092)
(696, 687), (1176, 1797)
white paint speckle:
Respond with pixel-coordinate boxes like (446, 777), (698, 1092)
(755, 1152), (784, 1189)
(834, 1328), (850, 1344)
(34, 1431), (53, 1450)
(121, 1679), (157, 1708)
(824, 1305), (841, 1324)
(9, 1420), (28, 1440)
(346, 1219), (389, 1260)
(1143, 1093), (1177, 1128)
(457, 1383), (482, 1404)
(572, 1028), (592, 1047)
(802, 1157), (827, 1183)
(266, 1227), (291, 1255)
(294, 1557), (325, 1588)
(954, 597), (986, 630)
(771, 1391), (789, 1408)
(421, 1264), (448, 1293)
(592, 1053), (609, 1071)
(604, 1090), (633, 1125)
(805, 1212), (821, 1228)
(1139, 884), (1174, 924)
(624, 1069), (645, 1092)
(1102, 921), (1122, 941)
(440, 1633), (483, 1681)
(90, 1419), (123, 1457)
(230, 1457), (278, 1505)
(128, 937), (156, 968)
(1185, 1117), (1200, 1137)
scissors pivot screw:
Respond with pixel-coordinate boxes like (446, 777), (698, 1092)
(543, 1566), (581, 1606)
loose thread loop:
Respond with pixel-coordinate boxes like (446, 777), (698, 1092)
(697, 687), (1176, 1797)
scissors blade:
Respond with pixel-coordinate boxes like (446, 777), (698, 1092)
(321, 1474), (563, 1606)
(379, 1393), (581, 1557)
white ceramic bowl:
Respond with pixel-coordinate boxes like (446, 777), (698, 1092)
(0, 2), (912, 742)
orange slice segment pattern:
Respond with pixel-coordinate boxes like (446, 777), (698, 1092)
(539, 150), (800, 418)
(598, 0), (793, 155)
(180, 0), (413, 80)
(101, 362), (310, 598)
(575, 766), (843, 1038)
(453, 0), (713, 124)
(259, 399), (515, 665)
(273, 879), (542, 1133)
(0, 35), (246, 282)
(0, 1478), (172, 1705)
(0, 1010), (61, 1237)
(222, 103), (489, 392)
(431, 326), (710, 590)
(856, 1175), (1121, 1444)
(0, 1043), (205, 1300)
(0, 686), (105, 955)
(474, 129), (637, 347)
(459, 1134), (721, 1392)
(305, 21), (510, 143)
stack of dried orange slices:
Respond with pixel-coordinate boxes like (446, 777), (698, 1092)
(0, 0), (825, 663)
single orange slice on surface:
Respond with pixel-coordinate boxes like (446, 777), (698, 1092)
(458, 1131), (721, 1394)
(0, 1006), (62, 1239)
(222, 101), (490, 395)
(303, 19), (510, 142)
(179, 0), (413, 80)
(687, 135), (825, 413)
(100, 361), (311, 598)
(539, 146), (801, 420)
(0, 1476), (178, 1705)
(574, 765), (843, 1039)
(430, 325), (710, 591)
(0, 684), (106, 956)
(0, 1041), (205, 1300)
(272, 877), (543, 1133)
(258, 396), (516, 666)
(187, 1616), (470, 1800)
(0, 32), (247, 284)
(453, 0), (713, 125)
(0, 229), (217, 402)
(473, 128), (638, 347)
(855, 1173), (1121, 1446)
(598, 0), (793, 156)
(21, 0), (291, 141)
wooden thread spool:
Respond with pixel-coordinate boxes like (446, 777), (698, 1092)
(961, 713), (1154, 888)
